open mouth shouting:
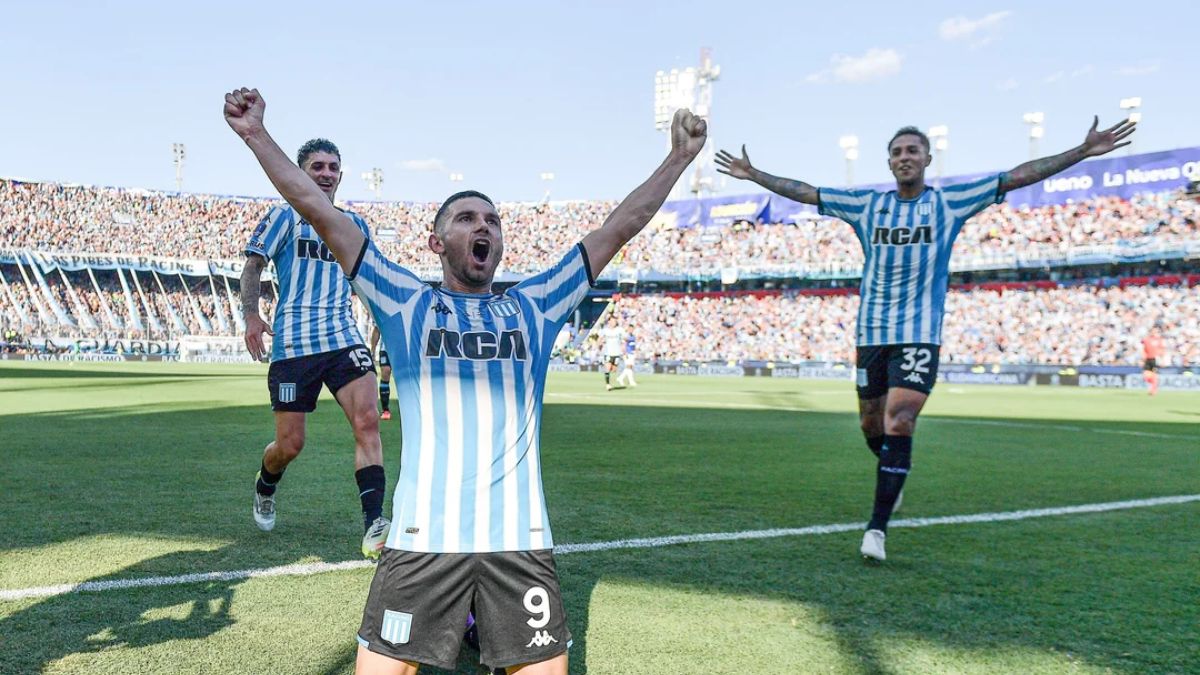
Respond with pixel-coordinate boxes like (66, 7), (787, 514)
(470, 238), (491, 267)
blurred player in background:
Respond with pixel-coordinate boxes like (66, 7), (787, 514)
(1142, 324), (1165, 396)
(616, 326), (638, 388)
(600, 321), (624, 391)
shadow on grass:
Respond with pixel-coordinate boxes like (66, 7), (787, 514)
(0, 547), (243, 673)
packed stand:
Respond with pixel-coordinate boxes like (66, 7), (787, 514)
(587, 282), (1200, 368)
(4, 178), (1198, 275)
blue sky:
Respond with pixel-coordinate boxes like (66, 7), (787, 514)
(0, 1), (1192, 203)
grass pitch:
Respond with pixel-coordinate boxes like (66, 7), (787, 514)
(1, 361), (1197, 674)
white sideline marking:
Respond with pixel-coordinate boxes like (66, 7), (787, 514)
(935, 418), (1197, 440)
(2, 495), (1197, 601)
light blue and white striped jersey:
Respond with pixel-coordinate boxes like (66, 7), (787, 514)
(245, 205), (371, 361)
(349, 239), (595, 553)
(818, 174), (1004, 346)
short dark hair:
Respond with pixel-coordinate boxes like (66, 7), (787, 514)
(887, 126), (930, 153)
(297, 138), (341, 168)
(433, 190), (497, 233)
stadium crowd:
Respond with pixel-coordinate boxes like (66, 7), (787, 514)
(4, 264), (1195, 367)
(588, 282), (1200, 368)
(3, 178), (1197, 275)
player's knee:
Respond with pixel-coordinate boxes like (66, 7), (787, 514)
(884, 409), (918, 436)
(859, 414), (883, 437)
(353, 409), (380, 437)
(277, 428), (305, 459)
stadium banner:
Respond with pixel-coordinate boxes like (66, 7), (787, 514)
(31, 336), (180, 356)
(559, 361), (1195, 390)
(0, 250), (274, 281)
(179, 336), (259, 364)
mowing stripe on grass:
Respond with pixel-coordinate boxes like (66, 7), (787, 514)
(3, 494), (1197, 601)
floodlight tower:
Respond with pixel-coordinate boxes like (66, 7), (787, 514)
(838, 135), (859, 187)
(1023, 112), (1044, 160)
(1119, 97), (1141, 155)
(928, 125), (948, 185)
(172, 143), (186, 191)
(654, 48), (719, 198)
(361, 167), (384, 199)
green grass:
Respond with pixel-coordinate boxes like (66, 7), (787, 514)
(1, 361), (1197, 674)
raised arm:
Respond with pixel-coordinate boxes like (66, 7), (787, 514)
(715, 145), (818, 205)
(240, 254), (272, 360)
(581, 109), (707, 275)
(1001, 116), (1136, 192)
(223, 88), (364, 275)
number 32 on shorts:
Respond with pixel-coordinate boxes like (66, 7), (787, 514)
(901, 347), (932, 373)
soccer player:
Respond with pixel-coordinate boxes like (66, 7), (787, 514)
(1142, 324), (1165, 396)
(225, 87), (706, 674)
(616, 327), (638, 388)
(240, 138), (391, 559)
(369, 324), (393, 418)
(599, 322), (624, 390)
(716, 116), (1135, 561)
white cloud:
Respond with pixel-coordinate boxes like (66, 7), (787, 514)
(398, 158), (448, 172)
(1044, 65), (1094, 84)
(807, 48), (902, 84)
(995, 78), (1020, 92)
(1115, 62), (1160, 76)
(939, 11), (1012, 41)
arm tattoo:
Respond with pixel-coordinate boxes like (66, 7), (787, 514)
(1002, 145), (1087, 192)
(240, 255), (266, 317)
(752, 169), (819, 205)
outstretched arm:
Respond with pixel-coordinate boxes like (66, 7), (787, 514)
(581, 109), (707, 275)
(223, 87), (365, 275)
(1001, 116), (1136, 192)
(715, 145), (818, 205)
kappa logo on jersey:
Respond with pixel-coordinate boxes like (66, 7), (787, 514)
(380, 609), (412, 646)
(872, 226), (933, 246)
(489, 297), (520, 318)
(903, 371), (925, 385)
(296, 238), (337, 263)
(278, 382), (296, 403)
(525, 631), (559, 648)
(425, 328), (528, 361)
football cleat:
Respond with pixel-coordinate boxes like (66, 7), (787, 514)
(380, 409), (392, 421)
(253, 475), (276, 532)
(362, 516), (391, 559)
(860, 529), (886, 561)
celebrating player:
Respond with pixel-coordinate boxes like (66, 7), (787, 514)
(716, 116), (1136, 561)
(240, 138), (390, 559)
(225, 86), (706, 674)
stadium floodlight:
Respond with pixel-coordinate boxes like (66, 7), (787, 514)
(928, 126), (949, 184)
(654, 48), (720, 198)
(449, 172), (464, 182)
(838, 135), (859, 187)
(540, 172), (555, 200)
(171, 143), (186, 191)
(1119, 97), (1142, 154)
(361, 167), (384, 199)
(1023, 112), (1044, 160)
